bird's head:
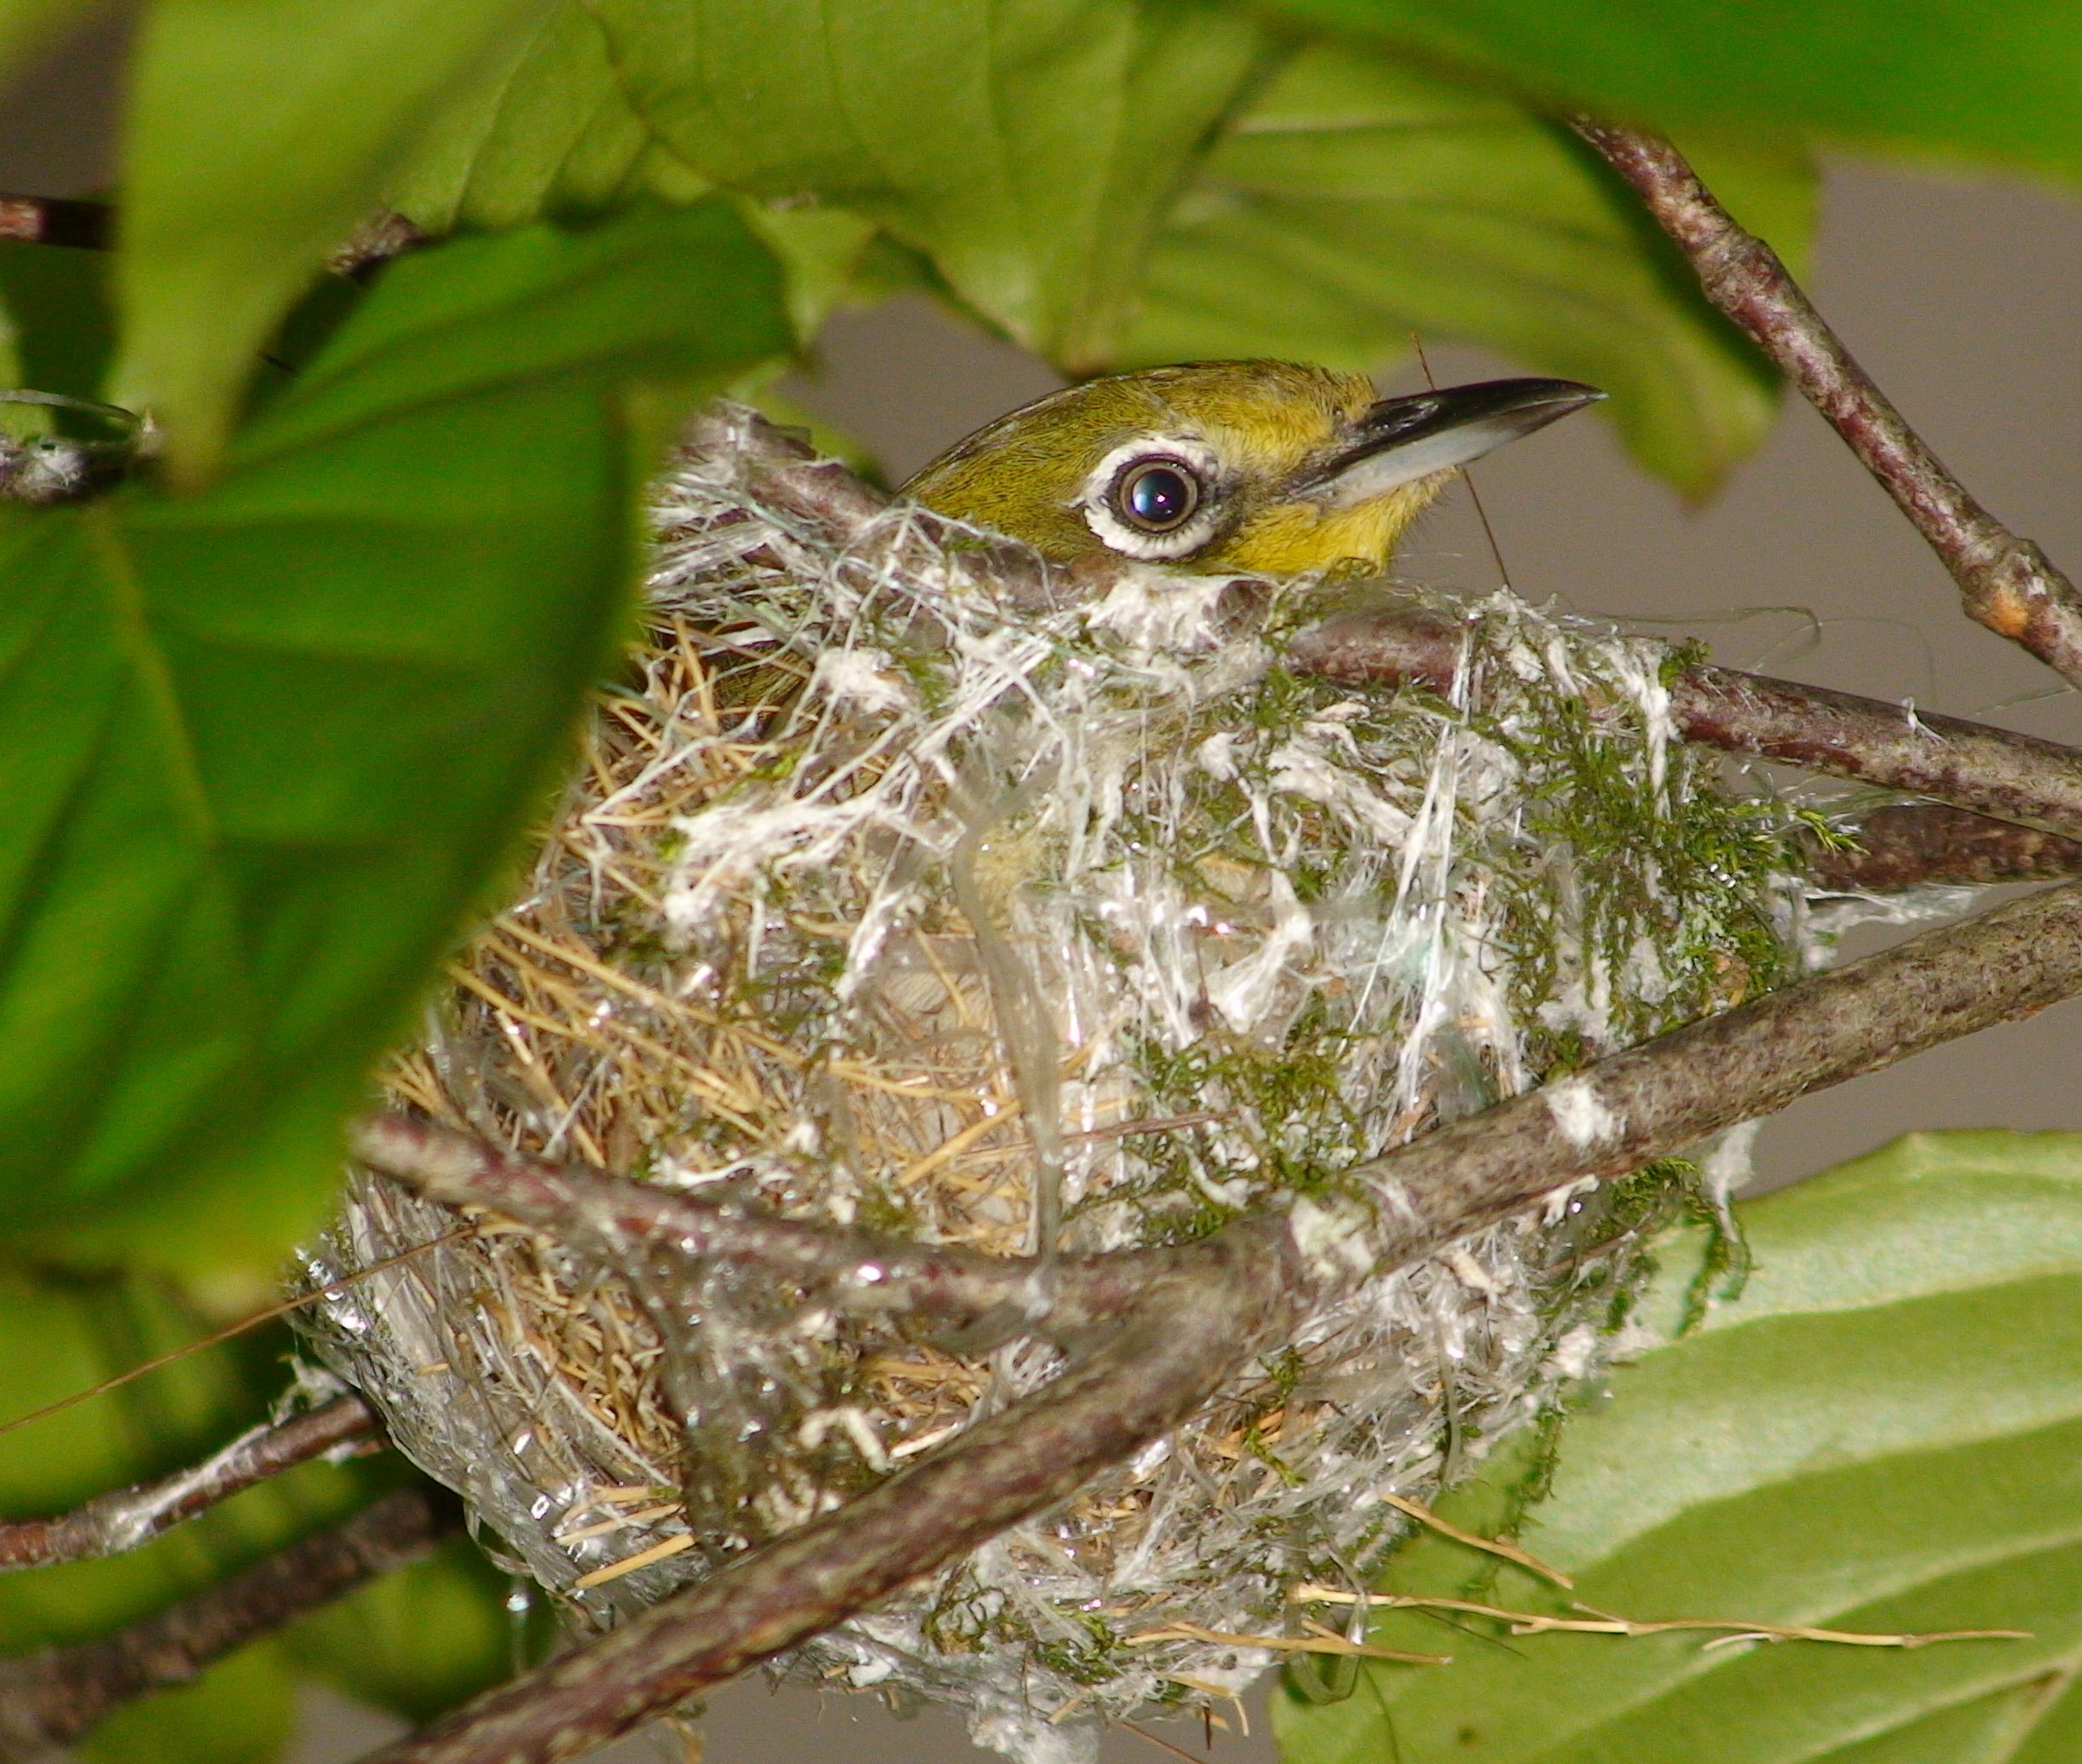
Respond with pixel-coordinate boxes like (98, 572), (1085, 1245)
(903, 360), (1601, 577)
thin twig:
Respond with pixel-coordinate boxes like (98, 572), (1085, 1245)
(0, 1396), (378, 1572)
(1378, 1490), (1572, 1588)
(1291, 1586), (2027, 1652)
(0, 1486), (457, 1761)
(1802, 802), (2082, 893)
(1122, 1619), (1447, 1668)
(1289, 607), (2082, 841)
(0, 193), (110, 249)
(1574, 121), (2082, 689)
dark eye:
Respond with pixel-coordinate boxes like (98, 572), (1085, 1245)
(1114, 458), (1202, 533)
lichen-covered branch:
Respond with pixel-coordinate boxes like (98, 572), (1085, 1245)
(1575, 120), (2082, 689)
(1289, 608), (2082, 842)
(361, 1223), (1301, 1764)
(0, 1487), (456, 1761)
(349, 1115), (1193, 1344)
(0, 1395), (377, 1572)
(350, 875), (2082, 1764)
(1802, 803), (2082, 893)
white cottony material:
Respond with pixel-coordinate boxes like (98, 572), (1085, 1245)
(1543, 1075), (1623, 1148)
(809, 645), (911, 714)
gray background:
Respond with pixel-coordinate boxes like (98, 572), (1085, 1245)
(5, 14), (2081, 1762)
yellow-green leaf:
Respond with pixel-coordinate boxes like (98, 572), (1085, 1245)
(1276, 1130), (2082, 1764)
(585, 0), (1272, 366)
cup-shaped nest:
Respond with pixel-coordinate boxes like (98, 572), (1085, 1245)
(301, 408), (1797, 1762)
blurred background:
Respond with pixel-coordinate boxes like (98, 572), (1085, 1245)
(5, 8), (2081, 1761)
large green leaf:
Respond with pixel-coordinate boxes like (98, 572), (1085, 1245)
(0, 239), (117, 411)
(1249, 0), (2082, 184)
(111, 0), (555, 480)
(585, 0), (1272, 367)
(1275, 1130), (2082, 1764)
(77, 1643), (297, 1764)
(0, 201), (789, 1273)
(1125, 42), (1814, 493)
(384, 0), (707, 235)
(382, 0), (880, 343)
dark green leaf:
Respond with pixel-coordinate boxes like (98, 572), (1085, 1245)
(1250, 0), (2082, 184)
(0, 202), (788, 1272)
(585, 0), (1272, 366)
(111, 0), (555, 479)
(77, 1643), (297, 1764)
(1125, 42), (1814, 492)
(0, 239), (118, 412)
(1274, 1130), (2082, 1764)
(285, 1537), (515, 1722)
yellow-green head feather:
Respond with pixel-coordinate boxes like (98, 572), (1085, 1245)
(903, 360), (1601, 579)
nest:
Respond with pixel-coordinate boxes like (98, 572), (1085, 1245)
(300, 406), (1799, 1761)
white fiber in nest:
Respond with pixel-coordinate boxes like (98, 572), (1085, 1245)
(299, 406), (1800, 1761)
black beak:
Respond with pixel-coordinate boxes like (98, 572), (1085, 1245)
(1299, 377), (1604, 506)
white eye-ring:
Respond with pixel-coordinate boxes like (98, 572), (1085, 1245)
(1080, 435), (1224, 562)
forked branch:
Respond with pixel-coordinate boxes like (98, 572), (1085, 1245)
(0, 1395), (377, 1572)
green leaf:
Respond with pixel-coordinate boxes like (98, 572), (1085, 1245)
(585, 0), (1272, 366)
(111, 0), (556, 481)
(1124, 42), (1814, 493)
(1249, 0), (2082, 185)
(0, 202), (789, 1273)
(0, 238), (118, 418)
(384, 0), (877, 343)
(78, 1642), (297, 1764)
(1274, 1130), (2082, 1764)
(384, 0), (709, 235)
(286, 1536), (515, 1722)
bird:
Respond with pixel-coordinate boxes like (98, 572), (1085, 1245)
(903, 360), (1601, 577)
